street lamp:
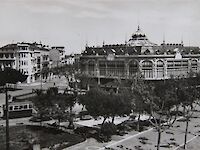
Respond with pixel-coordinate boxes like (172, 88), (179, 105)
(5, 84), (9, 150)
(1, 66), (10, 150)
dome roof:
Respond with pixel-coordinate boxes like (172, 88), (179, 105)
(133, 25), (146, 37)
(128, 25), (157, 46)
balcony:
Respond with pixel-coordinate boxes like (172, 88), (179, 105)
(0, 56), (15, 61)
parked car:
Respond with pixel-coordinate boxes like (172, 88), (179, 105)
(80, 115), (93, 120)
(29, 115), (52, 122)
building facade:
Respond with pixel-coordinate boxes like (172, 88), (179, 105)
(0, 42), (50, 83)
(80, 26), (200, 85)
(49, 46), (66, 67)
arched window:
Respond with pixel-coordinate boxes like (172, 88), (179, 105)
(141, 60), (153, 79)
(88, 60), (95, 75)
(129, 60), (138, 76)
(106, 61), (125, 77)
(191, 59), (198, 73)
(99, 61), (106, 76)
(156, 60), (164, 78)
(115, 61), (125, 77)
(167, 60), (188, 78)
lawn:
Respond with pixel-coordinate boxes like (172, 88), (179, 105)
(0, 125), (85, 150)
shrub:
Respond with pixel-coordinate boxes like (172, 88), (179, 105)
(101, 122), (117, 138)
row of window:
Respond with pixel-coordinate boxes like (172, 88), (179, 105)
(9, 104), (32, 111)
(19, 60), (28, 66)
(43, 55), (49, 61)
(19, 53), (28, 58)
(84, 59), (199, 79)
(19, 68), (29, 74)
(19, 46), (28, 50)
(0, 53), (14, 58)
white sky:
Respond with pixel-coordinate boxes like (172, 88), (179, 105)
(0, 0), (200, 54)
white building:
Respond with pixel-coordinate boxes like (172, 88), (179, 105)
(0, 42), (50, 83)
(63, 54), (75, 65)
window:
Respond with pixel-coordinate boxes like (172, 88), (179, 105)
(19, 105), (23, 110)
(88, 60), (95, 75)
(141, 60), (153, 78)
(156, 60), (164, 78)
(106, 61), (125, 77)
(167, 60), (188, 78)
(115, 61), (125, 76)
(5, 54), (9, 58)
(24, 105), (28, 109)
(129, 60), (138, 76)
(191, 59), (198, 73)
(14, 106), (19, 110)
(99, 61), (106, 76)
(24, 61), (28, 66)
(29, 104), (32, 109)
(107, 61), (115, 76)
(21, 46), (28, 50)
(9, 106), (13, 111)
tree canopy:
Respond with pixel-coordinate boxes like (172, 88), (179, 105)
(0, 67), (27, 86)
(78, 87), (132, 125)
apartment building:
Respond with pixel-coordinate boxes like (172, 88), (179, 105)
(0, 42), (50, 83)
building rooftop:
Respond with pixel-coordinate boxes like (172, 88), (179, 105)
(0, 42), (50, 52)
(82, 26), (200, 56)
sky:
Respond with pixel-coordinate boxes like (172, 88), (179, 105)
(0, 0), (200, 54)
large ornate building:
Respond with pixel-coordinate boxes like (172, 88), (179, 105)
(80, 26), (200, 86)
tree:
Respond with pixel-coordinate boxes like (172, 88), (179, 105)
(41, 67), (51, 81)
(63, 91), (77, 129)
(78, 87), (132, 126)
(176, 78), (199, 149)
(140, 80), (180, 150)
(131, 76), (152, 131)
(0, 67), (27, 86)
(78, 87), (109, 125)
(109, 89), (132, 124)
(33, 89), (54, 125)
(0, 67), (27, 150)
(33, 87), (78, 129)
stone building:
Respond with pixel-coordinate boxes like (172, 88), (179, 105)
(80, 26), (200, 86)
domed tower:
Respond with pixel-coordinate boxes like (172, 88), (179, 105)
(128, 25), (157, 54)
(128, 25), (157, 46)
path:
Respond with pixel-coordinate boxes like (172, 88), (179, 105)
(102, 110), (200, 150)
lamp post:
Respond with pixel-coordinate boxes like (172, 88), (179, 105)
(2, 65), (9, 150)
(5, 84), (9, 150)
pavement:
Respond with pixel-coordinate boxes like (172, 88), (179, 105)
(101, 110), (200, 150)
(64, 109), (200, 150)
(75, 116), (129, 128)
(17, 76), (69, 90)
